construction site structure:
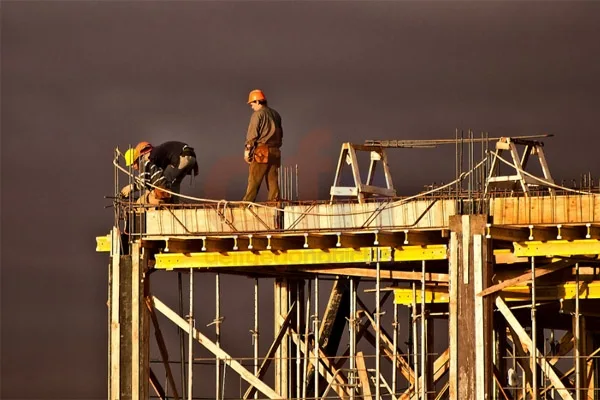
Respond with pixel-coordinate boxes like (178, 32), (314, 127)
(97, 132), (600, 400)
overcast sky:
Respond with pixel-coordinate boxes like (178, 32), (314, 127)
(2, 1), (600, 398)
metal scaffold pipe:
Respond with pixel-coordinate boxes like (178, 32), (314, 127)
(178, 272), (187, 399)
(296, 280), (301, 400)
(187, 269), (194, 400)
(575, 262), (581, 400)
(375, 248), (381, 400)
(253, 278), (259, 400)
(215, 273), (221, 400)
(392, 286), (398, 395)
(302, 280), (311, 400)
(314, 276), (319, 399)
(412, 280), (419, 399)
(421, 260), (426, 400)
(349, 278), (356, 400)
(531, 257), (537, 399)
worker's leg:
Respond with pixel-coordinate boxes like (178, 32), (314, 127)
(265, 148), (281, 202)
(164, 155), (197, 203)
(242, 162), (268, 202)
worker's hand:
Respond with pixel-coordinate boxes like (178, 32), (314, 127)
(244, 150), (252, 164)
(120, 184), (133, 198)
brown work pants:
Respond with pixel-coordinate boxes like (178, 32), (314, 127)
(242, 148), (280, 202)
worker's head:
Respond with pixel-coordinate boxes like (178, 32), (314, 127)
(124, 147), (140, 169)
(135, 141), (153, 157)
(124, 141), (153, 170)
(247, 89), (267, 110)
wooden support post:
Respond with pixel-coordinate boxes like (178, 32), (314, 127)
(274, 278), (291, 397)
(108, 241), (150, 400)
(306, 276), (351, 393)
(494, 314), (508, 399)
(356, 351), (373, 400)
(449, 215), (494, 400)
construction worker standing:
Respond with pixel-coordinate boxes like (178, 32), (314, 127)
(242, 89), (283, 202)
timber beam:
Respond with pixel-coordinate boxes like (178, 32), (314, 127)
(513, 240), (600, 257)
(477, 259), (575, 297)
(296, 267), (449, 282)
(154, 245), (447, 270)
(395, 280), (600, 304)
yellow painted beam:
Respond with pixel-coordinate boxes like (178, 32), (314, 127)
(154, 245), (447, 270)
(96, 234), (111, 252)
(394, 281), (600, 305)
(513, 240), (600, 257)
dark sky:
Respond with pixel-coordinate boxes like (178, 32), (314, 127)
(2, 1), (600, 398)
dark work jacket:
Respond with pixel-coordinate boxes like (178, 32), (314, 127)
(245, 107), (283, 149)
(135, 160), (168, 191)
(149, 141), (195, 170)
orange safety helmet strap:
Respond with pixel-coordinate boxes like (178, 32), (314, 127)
(247, 89), (266, 104)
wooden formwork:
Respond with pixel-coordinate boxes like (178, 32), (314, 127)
(99, 193), (600, 400)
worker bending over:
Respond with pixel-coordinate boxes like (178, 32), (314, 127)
(242, 89), (283, 202)
(121, 140), (198, 204)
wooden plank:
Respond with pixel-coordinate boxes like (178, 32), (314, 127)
(152, 296), (280, 399)
(297, 267), (449, 282)
(496, 296), (574, 400)
(486, 226), (531, 242)
(398, 348), (449, 400)
(359, 184), (396, 197)
(356, 351), (373, 400)
(285, 324), (349, 399)
(492, 363), (513, 400)
(448, 231), (458, 400)
(477, 259), (575, 297)
(539, 346), (600, 396)
(131, 244), (141, 400)
(145, 297), (180, 400)
(332, 292), (392, 370)
(340, 232), (377, 248)
(148, 368), (166, 400)
(305, 277), (350, 392)
(359, 305), (415, 384)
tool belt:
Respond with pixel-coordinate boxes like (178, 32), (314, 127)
(253, 144), (269, 164)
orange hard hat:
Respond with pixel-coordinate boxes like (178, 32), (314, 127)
(135, 141), (153, 155)
(247, 89), (266, 104)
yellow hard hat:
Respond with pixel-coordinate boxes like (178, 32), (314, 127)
(124, 147), (140, 166)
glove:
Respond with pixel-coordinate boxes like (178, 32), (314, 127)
(244, 149), (252, 164)
(120, 184), (133, 198)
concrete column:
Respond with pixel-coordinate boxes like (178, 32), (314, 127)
(449, 215), (494, 400)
